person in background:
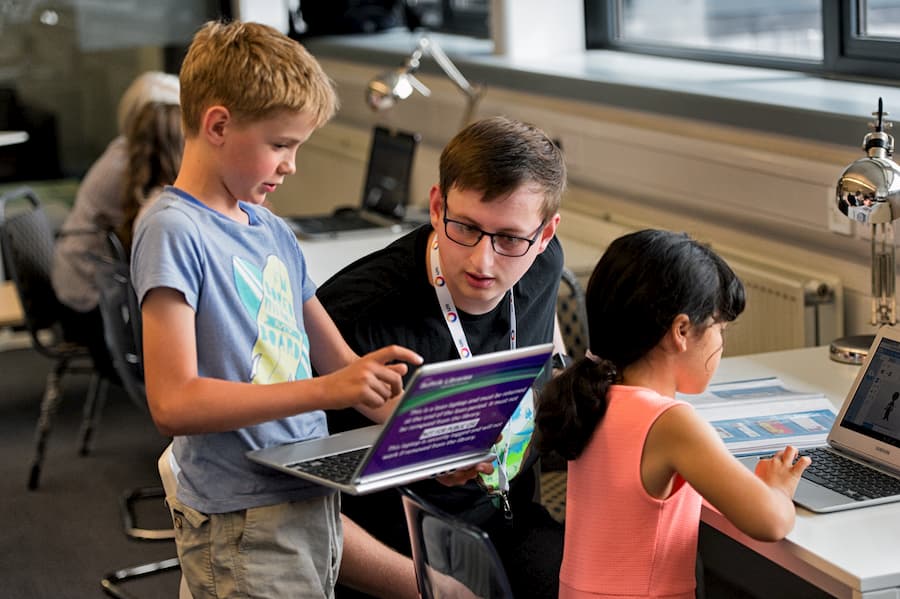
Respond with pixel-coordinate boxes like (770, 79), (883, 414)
(115, 100), (183, 253)
(51, 71), (179, 368)
(317, 115), (568, 599)
(535, 228), (810, 599)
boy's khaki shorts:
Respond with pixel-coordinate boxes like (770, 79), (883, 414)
(167, 493), (342, 598)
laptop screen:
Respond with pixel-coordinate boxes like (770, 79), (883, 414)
(840, 335), (900, 449)
(361, 126), (419, 219)
(359, 349), (551, 477)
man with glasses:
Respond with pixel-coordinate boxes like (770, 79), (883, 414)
(317, 116), (567, 599)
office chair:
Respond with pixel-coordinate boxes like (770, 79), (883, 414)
(400, 486), (514, 599)
(94, 232), (182, 598)
(556, 267), (589, 361)
(540, 267), (590, 478)
(0, 186), (111, 489)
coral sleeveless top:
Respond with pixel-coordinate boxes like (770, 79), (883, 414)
(559, 386), (701, 599)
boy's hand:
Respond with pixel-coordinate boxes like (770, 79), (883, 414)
(325, 345), (422, 410)
(754, 445), (811, 499)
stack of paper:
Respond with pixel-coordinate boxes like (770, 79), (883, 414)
(678, 377), (837, 456)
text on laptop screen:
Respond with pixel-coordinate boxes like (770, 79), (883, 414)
(841, 335), (900, 448)
(359, 352), (550, 477)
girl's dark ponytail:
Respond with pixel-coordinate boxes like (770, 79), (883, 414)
(535, 356), (617, 460)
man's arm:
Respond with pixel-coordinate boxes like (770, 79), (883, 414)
(338, 515), (419, 599)
(141, 287), (419, 436)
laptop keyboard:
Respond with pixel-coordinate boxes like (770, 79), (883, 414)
(800, 447), (900, 500)
(286, 448), (369, 484)
(291, 213), (384, 234)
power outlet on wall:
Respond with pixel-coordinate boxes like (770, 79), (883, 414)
(827, 188), (853, 236)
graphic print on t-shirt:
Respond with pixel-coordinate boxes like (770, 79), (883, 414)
(233, 255), (311, 384)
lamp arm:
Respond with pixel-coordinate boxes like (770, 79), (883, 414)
(872, 222), (897, 326)
(418, 37), (479, 100)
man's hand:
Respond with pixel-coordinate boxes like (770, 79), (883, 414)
(436, 460), (495, 487)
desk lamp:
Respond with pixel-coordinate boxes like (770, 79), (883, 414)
(365, 36), (484, 129)
(831, 98), (900, 364)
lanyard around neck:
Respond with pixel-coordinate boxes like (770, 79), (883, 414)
(429, 233), (518, 517)
(429, 234), (516, 358)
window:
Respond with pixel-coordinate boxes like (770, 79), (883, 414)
(861, 0), (900, 38)
(407, 0), (489, 38)
(0, 0), (228, 182)
(618, 0), (822, 60)
(586, 0), (900, 80)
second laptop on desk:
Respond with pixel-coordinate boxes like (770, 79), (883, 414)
(289, 126), (424, 239)
(737, 327), (900, 513)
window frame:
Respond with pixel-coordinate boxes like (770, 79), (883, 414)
(584, 0), (900, 82)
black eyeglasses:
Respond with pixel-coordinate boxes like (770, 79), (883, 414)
(442, 200), (545, 257)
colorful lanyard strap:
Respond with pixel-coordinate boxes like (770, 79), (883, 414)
(429, 234), (516, 519)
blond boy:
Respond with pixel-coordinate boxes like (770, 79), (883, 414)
(132, 20), (427, 598)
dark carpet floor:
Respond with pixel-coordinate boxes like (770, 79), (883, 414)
(0, 347), (179, 598)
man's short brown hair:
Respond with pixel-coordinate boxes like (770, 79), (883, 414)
(439, 116), (566, 220)
(179, 20), (338, 136)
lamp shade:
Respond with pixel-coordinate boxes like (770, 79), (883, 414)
(836, 155), (900, 225)
(364, 35), (481, 129)
(366, 69), (422, 111)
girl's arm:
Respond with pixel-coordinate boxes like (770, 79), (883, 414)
(142, 288), (419, 435)
(644, 404), (810, 542)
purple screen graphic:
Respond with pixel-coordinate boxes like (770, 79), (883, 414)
(360, 352), (549, 477)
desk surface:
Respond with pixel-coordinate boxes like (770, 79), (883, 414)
(296, 229), (406, 285)
(704, 346), (900, 598)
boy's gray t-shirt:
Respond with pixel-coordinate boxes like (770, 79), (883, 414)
(132, 187), (332, 514)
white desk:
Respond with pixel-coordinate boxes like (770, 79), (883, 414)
(295, 229), (406, 285)
(702, 346), (900, 599)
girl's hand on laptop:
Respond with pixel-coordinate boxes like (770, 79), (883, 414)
(754, 445), (812, 498)
(326, 345), (423, 410)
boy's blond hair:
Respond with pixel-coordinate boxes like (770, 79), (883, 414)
(179, 20), (338, 137)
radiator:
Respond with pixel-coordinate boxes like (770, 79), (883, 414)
(557, 214), (843, 357)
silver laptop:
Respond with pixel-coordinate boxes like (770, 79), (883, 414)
(247, 344), (553, 495)
(288, 126), (422, 239)
(742, 327), (900, 512)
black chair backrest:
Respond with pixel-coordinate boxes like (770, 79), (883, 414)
(0, 187), (67, 348)
(94, 232), (145, 406)
(557, 267), (589, 360)
(400, 487), (514, 599)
